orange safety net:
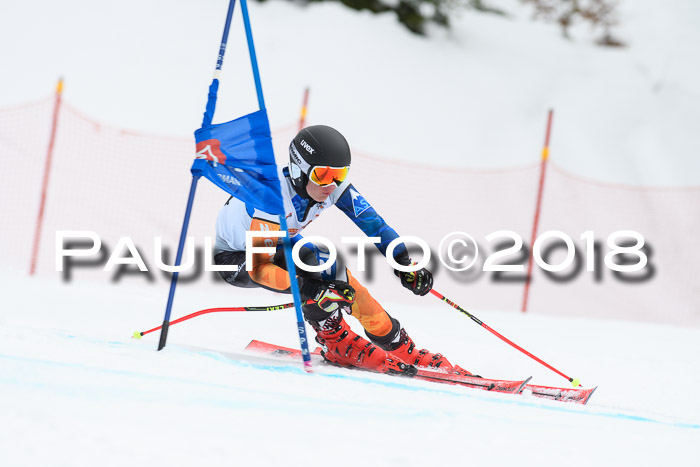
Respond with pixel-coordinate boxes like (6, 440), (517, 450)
(1, 98), (698, 325)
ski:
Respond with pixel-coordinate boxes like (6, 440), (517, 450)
(413, 369), (529, 393)
(245, 340), (596, 404)
(246, 340), (530, 396)
(523, 384), (597, 405)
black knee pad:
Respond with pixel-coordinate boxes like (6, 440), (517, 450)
(214, 251), (257, 288)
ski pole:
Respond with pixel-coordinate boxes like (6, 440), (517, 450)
(133, 302), (296, 339)
(430, 289), (582, 387)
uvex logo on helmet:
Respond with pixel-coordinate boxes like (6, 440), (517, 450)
(300, 139), (315, 154)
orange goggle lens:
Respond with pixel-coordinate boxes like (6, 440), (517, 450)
(309, 166), (349, 186)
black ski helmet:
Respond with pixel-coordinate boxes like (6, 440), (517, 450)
(288, 125), (352, 196)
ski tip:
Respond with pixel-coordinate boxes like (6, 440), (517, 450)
(132, 331), (142, 339)
(583, 386), (598, 405)
(518, 376), (533, 393)
(245, 339), (267, 352)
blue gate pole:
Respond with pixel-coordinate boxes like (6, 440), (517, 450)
(158, 0), (237, 351)
(240, 0), (312, 370)
(202, 0), (237, 128)
(157, 174), (201, 350)
(239, 0), (266, 110)
(216, 0), (237, 72)
(279, 217), (313, 372)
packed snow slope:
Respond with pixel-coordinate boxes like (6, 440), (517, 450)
(1, 273), (699, 467)
(2, 1), (700, 466)
(1, 0), (699, 185)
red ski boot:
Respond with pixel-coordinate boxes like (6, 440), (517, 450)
(384, 328), (472, 376)
(310, 310), (413, 375)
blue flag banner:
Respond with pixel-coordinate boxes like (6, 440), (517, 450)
(191, 107), (284, 215)
(158, 0), (313, 367)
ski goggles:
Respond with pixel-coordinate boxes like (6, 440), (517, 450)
(308, 166), (349, 187)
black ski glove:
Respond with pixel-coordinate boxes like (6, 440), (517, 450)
(300, 277), (356, 313)
(394, 266), (433, 296)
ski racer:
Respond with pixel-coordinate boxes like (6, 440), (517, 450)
(213, 125), (469, 375)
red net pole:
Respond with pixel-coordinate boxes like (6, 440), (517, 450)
(29, 78), (64, 276)
(521, 109), (554, 312)
(298, 87), (309, 131)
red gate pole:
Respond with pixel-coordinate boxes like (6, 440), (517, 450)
(298, 87), (309, 131)
(29, 78), (64, 276)
(521, 109), (553, 312)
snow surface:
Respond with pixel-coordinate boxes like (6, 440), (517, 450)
(2, 0), (700, 185)
(2, 0), (700, 465)
(1, 273), (699, 466)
